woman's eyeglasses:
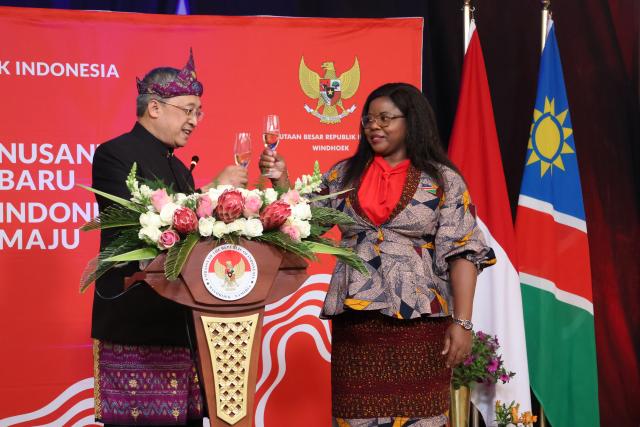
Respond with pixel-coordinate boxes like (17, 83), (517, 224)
(361, 113), (405, 128)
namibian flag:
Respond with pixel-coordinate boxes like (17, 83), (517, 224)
(515, 20), (600, 427)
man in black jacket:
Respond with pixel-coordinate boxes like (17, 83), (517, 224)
(91, 50), (246, 426)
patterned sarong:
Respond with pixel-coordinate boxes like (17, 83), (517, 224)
(94, 339), (204, 425)
(331, 311), (450, 426)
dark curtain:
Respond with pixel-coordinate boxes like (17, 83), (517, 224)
(3, 0), (178, 13)
(0, 0), (637, 425)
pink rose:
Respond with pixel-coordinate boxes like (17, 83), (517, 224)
(243, 194), (263, 218)
(281, 189), (301, 205)
(281, 224), (301, 241)
(196, 194), (214, 218)
(158, 229), (180, 249)
(150, 189), (171, 212)
(172, 207), (198, 234)
(260, 200), (291, 230)
(216, 190), (245, 224)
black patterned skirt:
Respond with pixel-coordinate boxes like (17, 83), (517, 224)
(331, 311), (450, 422)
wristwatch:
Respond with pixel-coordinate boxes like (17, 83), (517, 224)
(452, 317), (473, 331)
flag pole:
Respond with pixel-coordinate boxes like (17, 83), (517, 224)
(462, 2), (481, 427)
(541, 0), (551, 51)
(463, 0), (472, 53)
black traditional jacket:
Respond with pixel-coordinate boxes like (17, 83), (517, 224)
(91, 122), (195, 346)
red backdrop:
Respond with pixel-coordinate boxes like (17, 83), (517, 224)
(0, 7), (422, 425)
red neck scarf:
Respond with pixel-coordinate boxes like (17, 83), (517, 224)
(357, 156), (410, 226)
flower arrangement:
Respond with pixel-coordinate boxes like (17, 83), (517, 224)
(495, 401), (538, 427)
(451, 331), (515, 390)
(79, 161), (366, 291)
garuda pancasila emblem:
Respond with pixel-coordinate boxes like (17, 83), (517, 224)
(213, 259), (246, 288)
(299, 56), (360, 124)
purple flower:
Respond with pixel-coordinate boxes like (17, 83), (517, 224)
(500, 374), (511, 383)
(487, 358), (499, 373)
(463, 355), (475, 366)
(476, 331), (488, 341)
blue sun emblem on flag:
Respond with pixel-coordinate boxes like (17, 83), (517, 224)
(527, 96), (575, 177)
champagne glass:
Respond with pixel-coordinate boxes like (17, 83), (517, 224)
(262, 114), (281, 178)
(234, 132), (252, 168)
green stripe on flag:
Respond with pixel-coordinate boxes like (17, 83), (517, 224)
(521, 283), (600, 427)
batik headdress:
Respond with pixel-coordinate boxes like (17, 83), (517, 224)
(136, 48), (204, 98)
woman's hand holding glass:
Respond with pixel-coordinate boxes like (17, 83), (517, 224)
(262, 114), (282, 178)
(259, 149), (289, 189)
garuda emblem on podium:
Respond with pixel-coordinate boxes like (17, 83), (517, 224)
(202, 245), (258, 301)
(214, 259), (246, 287)
(299, 56), (360, 124)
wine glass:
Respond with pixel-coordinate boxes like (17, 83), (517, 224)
(262, 114), (281, 178)
(234, 132), (252, 168)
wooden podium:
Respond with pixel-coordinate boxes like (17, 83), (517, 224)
(126, 239), (308, 426)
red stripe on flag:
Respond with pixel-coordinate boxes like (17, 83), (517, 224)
(448, 28), (516, 261)
(517, 206), (592, 303)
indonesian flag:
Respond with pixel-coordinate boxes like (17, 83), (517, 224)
(448, 20), (531, 425)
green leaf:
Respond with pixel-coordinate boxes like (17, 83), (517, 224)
(81, 205), (141, 231)
(140, 176), (178, 193)
(79, 228), (142, 292)
(308, 188), (352, 203)
(104, 247), (159, 262)
(255, 231), (316, 261)
(309, 222), (330, 237)
(273, 184), (289, 197)
(78, 184), (144, 212)
(304, 241), (352, 256)
(310, 206), (355, 226)
(304, 239), (369, 275)
(164, 233), (200, 281)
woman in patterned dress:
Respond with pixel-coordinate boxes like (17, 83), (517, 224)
(260, 83), (495, 426)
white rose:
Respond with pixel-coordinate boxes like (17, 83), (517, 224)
(227, 218), (246, 234)
(248, 189), (263, 198)
(175, 193), (188, 205)
(138, 225), (162, 243)
(212, 221), (229, 238)
(264, 188), (278, 205)
(291, 202), (312, 220)
(243, 218), (264, 238)
(292, 218), (311, 239)
(159, 202), (179, 226)
(139, 212), (163, 228)
(198, 217), (214, 237)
